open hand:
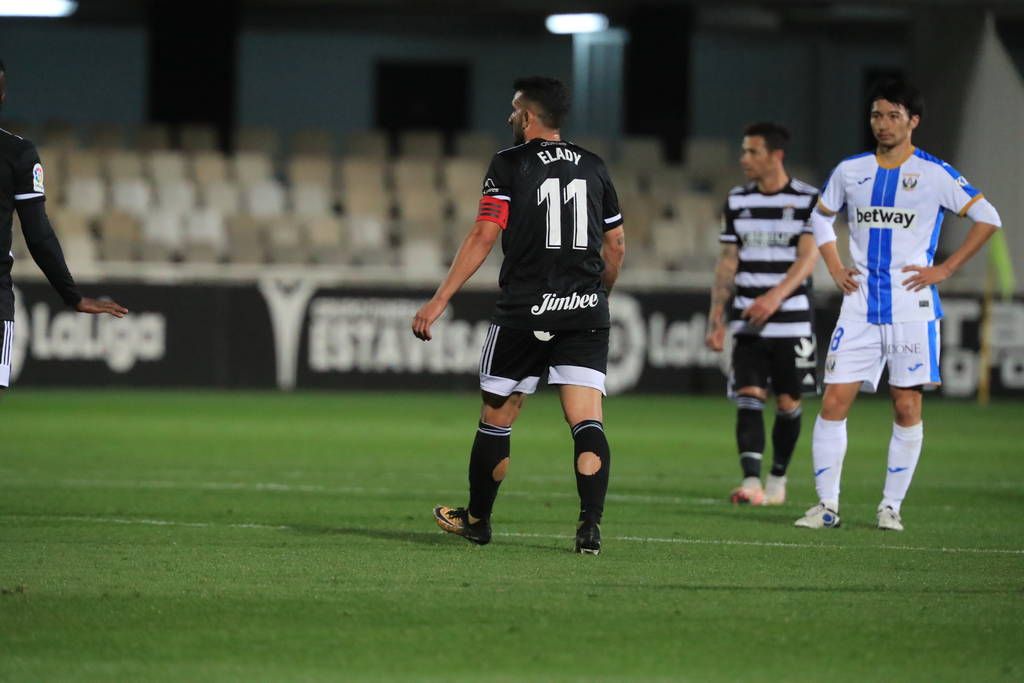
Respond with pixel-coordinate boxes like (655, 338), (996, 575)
(76, 297), (128, 318)
(901, 263), (951, 292)
(829, 265), (861, 295)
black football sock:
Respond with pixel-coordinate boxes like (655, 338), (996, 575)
(467, 421), (511, 521)
(770, 406), (802, 477)
(736, 395), (765, 479)
(572, 420), (611, 524)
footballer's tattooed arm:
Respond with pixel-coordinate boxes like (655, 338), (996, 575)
(705, 243), (738, 352)
(600, 227), (625, 295)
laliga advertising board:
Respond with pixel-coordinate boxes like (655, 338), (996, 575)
(8, 279), (1024, 396)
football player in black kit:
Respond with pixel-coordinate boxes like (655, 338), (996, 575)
(412, 77), (625, 555)
(0, 59), (128, 395)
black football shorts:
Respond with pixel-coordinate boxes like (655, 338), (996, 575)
(729, 334), (819, 398)
(479, 324), (609, 396)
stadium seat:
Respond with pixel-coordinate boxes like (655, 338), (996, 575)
(155, 178), (199, 214)
(392, 158), (440, 194)
(140, 209), (184, 261)
(343, 130), (389, 158)
(110, 177), (153, 218)
(192, 151), (230, 185)
(647, 166), (693, 209)
(66, 151), (102, 179)
(286, 155), (333, 187)
(178, 124), (219, 152)
(454, 131), (498, 159)
(306, 215), (347, 265)
(290, 184), (334, 219)
(42, 121), (77, 149)
(49, 206), (92, 241)
(398, 130), (444, 159)
(290, 128), (335, 157)
(200, 180), (242, 217)
(182, 208), (227, 262)
(87, 123), (128, 152)
(619, 136), (665, 168)
(97, 210), (140, 261)
(244, 179), (287, 218)
(443, 157), (486, 195)
(671, 191), (721, 268)
(147, 151), (188, 183)
(607, 164), (643, 197)
(61, 233), (100, 276)
(64, 177), (107, 219)
(136, 124), (172, 152)
(234, 126), (280, 156)
(233, 152), (274, 187)
(399, 238), (444, 276)
(345, 214), (392, 266)
(265, 217), (308, 263)
(104, 151), (144, 181)
(573, 136), (612, 161)
(616, 192), (657, 252)
(684, 137), (734, 180)
(225, 215), (266, 264)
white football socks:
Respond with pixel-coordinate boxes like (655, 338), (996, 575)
(812, 415), (847, 510)
(881, 422), (923, 513)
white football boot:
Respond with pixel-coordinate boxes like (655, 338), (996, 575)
(793, 502), (841, 528)
(876, 505), (904, 531)
(763, 474), (787, 505)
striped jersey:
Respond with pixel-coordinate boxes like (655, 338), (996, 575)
(819, 147), (985, 324)
(720, 178), (819, 338)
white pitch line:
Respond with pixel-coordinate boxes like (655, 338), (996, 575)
(3, 514), (1022, 556)
(4, 478), (723, 507)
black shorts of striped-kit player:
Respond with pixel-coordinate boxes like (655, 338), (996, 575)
(478, 324), (609, 397)
(729, 334), (819, 399)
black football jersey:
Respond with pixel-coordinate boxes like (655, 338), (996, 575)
(481, 138), (623, 330)
(0, 128), (46, 320)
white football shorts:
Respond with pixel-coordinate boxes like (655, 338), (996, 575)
(823, 318), (940, 392)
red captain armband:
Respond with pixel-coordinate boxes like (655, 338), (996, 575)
(476, 196), (510, 229)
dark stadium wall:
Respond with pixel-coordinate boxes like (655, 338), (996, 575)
(0, 22), (147, 126)
(235, 29), (572, 143)
(690, 27), (909, 176)
(147, 0), (239, 151)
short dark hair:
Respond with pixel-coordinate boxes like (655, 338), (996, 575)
(513, 76), (571, 129)
(743, 122), (790, 151)
(869, 78), (924, 120)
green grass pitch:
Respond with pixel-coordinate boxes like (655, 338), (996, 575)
(1, 390), (1022, 682)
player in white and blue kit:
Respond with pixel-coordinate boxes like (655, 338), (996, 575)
(794, 79), (1002, 531)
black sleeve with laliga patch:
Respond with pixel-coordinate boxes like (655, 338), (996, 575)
(15, 201), (83, 308)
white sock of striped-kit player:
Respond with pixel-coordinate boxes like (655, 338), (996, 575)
(811, 415), (847, 510)
(881, 422), (923, 513)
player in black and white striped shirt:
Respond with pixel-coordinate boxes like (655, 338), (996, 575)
(705, 122), (819, 506)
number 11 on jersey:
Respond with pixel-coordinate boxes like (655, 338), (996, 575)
(538, 178), (587, 250)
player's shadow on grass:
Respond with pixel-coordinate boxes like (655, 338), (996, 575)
(286, 524), (564, 552)
(288, 524), (449, 546)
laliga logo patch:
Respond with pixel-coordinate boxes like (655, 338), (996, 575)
(901, 173), (919, 191)
(825, 354), (837, 375)
(32, 163), (45, 193)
